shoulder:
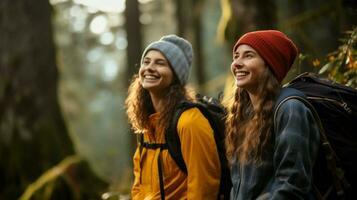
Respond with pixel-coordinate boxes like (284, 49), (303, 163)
(175, 106), (215, 145)
(176, 106), (214, 138)
(275, 97), (314, 124)
(274, 97), (312, 123)
(177, 107), (209, 129)
(274, 87), (316, 118)
(274, 98), (319, 140)
(277, 98), (309, 113)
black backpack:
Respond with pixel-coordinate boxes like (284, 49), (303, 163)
(274, 72), (357, 200)
(138, 94), (232, 200)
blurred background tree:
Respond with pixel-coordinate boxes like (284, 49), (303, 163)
(0, 0), (106, 199)
(0, 0), (355, 199)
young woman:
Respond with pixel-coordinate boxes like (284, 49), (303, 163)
(225, 30), (320, 199)
(125, 35), (221, 199)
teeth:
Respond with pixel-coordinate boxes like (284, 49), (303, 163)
(235, 71), (248, 76)
(144, 75), (158, 79)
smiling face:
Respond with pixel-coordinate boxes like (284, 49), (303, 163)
(231, 44), (267, 94)
(139, 50), (174, 96)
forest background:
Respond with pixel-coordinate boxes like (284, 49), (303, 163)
(1, 0), (356, 199)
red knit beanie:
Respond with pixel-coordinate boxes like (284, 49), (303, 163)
(233, 30), (298, 82)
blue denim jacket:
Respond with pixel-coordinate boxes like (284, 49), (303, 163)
(230, 98), (320, 200)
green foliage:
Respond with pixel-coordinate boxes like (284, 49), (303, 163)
(19, 155), (107, 200)
(317, 27), (357, 88)
(19, 155), (82, 200)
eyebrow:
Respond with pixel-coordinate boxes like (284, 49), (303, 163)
(143, 57), (167, 63)
(234, 50), (256, 55)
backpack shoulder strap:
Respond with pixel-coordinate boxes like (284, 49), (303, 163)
(273, 87), (311, 125)
(274, 87), (305, 112)
(274, 87), (323, 132)
(137, 132), (167, 200)
(137, 133), (144, 157)
(165, 101), (198, 173)
(273, 87), (323, 135)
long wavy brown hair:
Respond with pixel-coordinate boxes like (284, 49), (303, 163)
(125, 74), (195, 134)
(225, 68), (281, 165)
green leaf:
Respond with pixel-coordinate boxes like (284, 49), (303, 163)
(319, 62), (332, 74)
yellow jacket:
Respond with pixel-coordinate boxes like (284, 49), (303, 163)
(131, 107), (221, 200)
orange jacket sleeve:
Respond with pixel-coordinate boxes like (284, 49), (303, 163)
(177, 107), (221, 200)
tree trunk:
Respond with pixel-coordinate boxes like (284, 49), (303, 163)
(124, 0), (142, 85)
(219, 0), (277, 45)
(175, 0), (188, 36)
(124, 0), (143, 159)
(0, 0), (106, 199)
(193, 0), (206, 90)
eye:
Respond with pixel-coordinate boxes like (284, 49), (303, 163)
(142, 60), (150, 65)
(156, 60), (168, 66)
(245, 53), (253, 58)
(233, 53), (239, 60)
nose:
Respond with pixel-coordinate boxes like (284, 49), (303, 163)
(231, 58), (243, 71)
(141, 61), (155, 71)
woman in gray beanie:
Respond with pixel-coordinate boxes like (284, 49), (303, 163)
(125, 35), (221, 199)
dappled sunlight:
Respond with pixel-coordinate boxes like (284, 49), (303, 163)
(2, 0), (355, 199)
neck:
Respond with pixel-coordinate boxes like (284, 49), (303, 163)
(150, 92), (167, 113)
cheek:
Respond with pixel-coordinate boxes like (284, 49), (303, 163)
(138, 67), (144, 77)
(251, 60), (266, 73)
(138, 69), (145, 85)
(164, 68), (174, 81)
(230, 63), (235, 73)
(166, 72), (174, 84)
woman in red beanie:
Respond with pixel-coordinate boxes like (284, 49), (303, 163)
(225, 30), (320, 199)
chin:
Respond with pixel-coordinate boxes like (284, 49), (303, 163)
(235, 81), (246, 88)
(143, 86), (158, 91)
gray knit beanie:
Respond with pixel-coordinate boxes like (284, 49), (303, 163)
(140, 34), (193, 85)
